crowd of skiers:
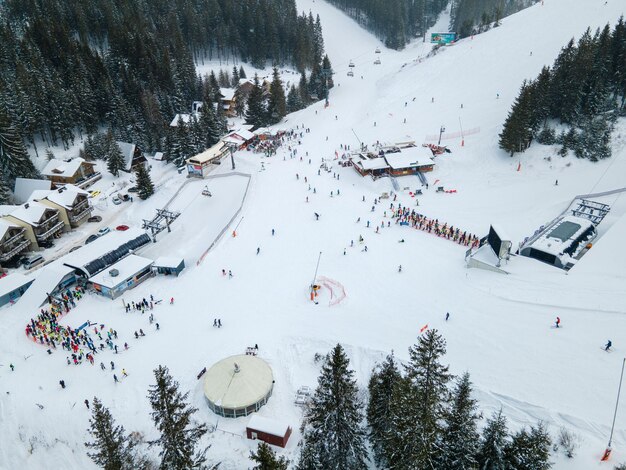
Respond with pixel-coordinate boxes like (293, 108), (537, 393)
(393, 204), (480, 248)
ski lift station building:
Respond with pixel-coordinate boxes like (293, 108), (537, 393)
(519, 215), (596, 270)
(204, 355), (274, 418)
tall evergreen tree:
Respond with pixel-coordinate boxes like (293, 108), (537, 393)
(504, 423), (552, 470)
(499, 81), (535, 155)
(267, 67), (287, 125)
(239, 66), (247, 79)
(297, 344), (368, 470)
(85, 397), (144, 470)
(0, 164), (12, 204)
(135, 164), (154, 201)
(437, 372), (480, 470)
(105, 132), (125, 177)
(477, 409), (509, 470)
(231, 66), (240, 88)
(286, 85), (303, 113)
(403, 329), (452, 468)
(367, 352), (402, 467)
(148, 365), (213, 469)
(245, 74), (267, 129)
(0, 106), (39, 183)
(249, 442), (289, 470)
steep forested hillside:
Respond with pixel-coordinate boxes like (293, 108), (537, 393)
(500, 20), (626, 160)
(323, 0), (448, 49)
(0, 0), (322, 156)
(450, 0), (535, 38)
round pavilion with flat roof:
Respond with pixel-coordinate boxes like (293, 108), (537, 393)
(203, 354), (274, 418)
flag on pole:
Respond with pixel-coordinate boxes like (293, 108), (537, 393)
(517, 162), (521, 172)
(601, 447), (612, 461)
(419, 324), (429, 334)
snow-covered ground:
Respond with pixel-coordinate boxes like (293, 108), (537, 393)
(2, 0), (626, 468)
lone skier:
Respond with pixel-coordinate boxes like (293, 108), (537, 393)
(605, 340), (612, 352)
(445, 312), (450, 321)
(555, 317), (561, 328)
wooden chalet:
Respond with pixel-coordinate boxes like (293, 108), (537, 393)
(42, 158), (101, 189)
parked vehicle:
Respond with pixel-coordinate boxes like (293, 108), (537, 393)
(127, 187), (139, 193)
(89, 190), (101, 198)
(88, 216), (102, 223)
(98, 227), (111, 236)
(23, 255), (45, 270)
(85, 234), (99, 244)
(112, 195), (122, 205)
(116, 225), (129, 231)
(69, 246), (81, 253)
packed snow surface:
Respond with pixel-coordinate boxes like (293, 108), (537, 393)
(1, 0), (626, 468)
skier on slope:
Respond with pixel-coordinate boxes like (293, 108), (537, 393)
(555, 317), (561, 328)
(605, 340), (612, 351)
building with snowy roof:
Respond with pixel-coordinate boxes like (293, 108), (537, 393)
(62, 228), (151, 277)
(13, 178), (52, 204)
(0, 273), (35, 308)
(246, 415), (292, 448)
(352, 154), (390, 178)
(41, 158), (101, 189)
(152, 257), (185, 276)
(30, 185), (93, 229)
(3, 201), (64, 250)
(219, 88), (237, 116)
(116, 142), (147, 173)
(383, 147), (435, 176)
(16, 260), (78, 311)
(89, 255), (154, 299)
(519, 215), (597, 270)
(0, 219), (30, 264)
(204, 355), (274, 418)
(186, 141), (232, 178)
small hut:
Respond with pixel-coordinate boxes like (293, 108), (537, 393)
(246, 415), (292, 448)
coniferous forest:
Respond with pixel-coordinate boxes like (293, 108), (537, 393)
(449, 0), (535, 39)
(500, 20), (626, 160)
(322, 0), (448, 49)
(0, 0), (322, 160)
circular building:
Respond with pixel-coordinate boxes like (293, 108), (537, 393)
(203, 354), (274, 418)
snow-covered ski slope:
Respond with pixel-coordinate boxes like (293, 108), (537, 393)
(2, 0), (626, 468)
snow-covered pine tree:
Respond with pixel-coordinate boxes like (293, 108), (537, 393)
(383, 375), (417, 469)
(267, 67), (287, 125)
(105, 132), (125, 177)
(403, 329), (452, 468)
(0, 166), (12, 204)
(367, 352), (402, 467)
(198, 94), (220, 149)
(298, 72), (310, 106)
(45, 148), (56, 161)
(135, 164), (154, 200)
(234, 88), (247, 117)
(148, 365), (216, 469)
(499, 81), (535, 155)
(231, 66), (240, 88)
(239, 66), (247, 79)
(287, 85), (303, 113)
(245, 74), (267, 129)
(504, 422), (552, 470)
(0, 105), (39, 182)
(297, 344), (368, 470)
(437, 372), (480, 469)
(477, 409), (509, 470)
(249, 441), (289, 470)
(85, 397), (145, 470)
